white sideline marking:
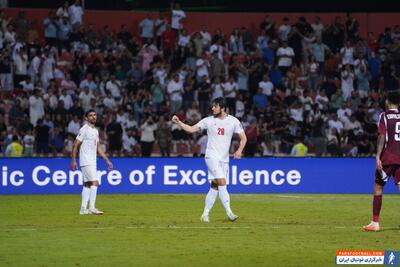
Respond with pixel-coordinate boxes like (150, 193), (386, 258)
(86, 227), (115, 230)
(4, 225), (399, 231)
(275, 195), (308, 199)
(8, 228), (37, 231)
(126, 226), (251, 229)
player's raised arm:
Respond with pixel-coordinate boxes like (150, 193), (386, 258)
(70, 139), (82, 170)
(171, 115), (200, 134)
(234, 131), (247, 159)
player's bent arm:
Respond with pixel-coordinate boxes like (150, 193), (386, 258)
(236, 132), (247, 154)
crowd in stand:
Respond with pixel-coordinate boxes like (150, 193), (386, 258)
(0, 0), (399, 157)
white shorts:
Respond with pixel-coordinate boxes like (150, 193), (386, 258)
(81, 165), (98, 183)
(205, 158), (229, 181)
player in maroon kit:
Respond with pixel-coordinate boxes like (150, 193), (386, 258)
(363, 91), (400, 232)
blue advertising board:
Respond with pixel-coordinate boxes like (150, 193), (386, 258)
(0, 157), (394, 194)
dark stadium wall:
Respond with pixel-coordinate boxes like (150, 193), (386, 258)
(3, 8), (400, 38)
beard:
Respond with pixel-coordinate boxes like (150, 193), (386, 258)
(213, 111), (222, 118)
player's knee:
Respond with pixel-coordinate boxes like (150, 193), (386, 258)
(374, 184), (384, 195)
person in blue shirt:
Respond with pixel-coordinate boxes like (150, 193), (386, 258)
(368, 52), (381, 91)
(253, 88), (268, 112)
(57, 16), (72, 49)
(269, 64), (283, 87)
(262, 40), (275, 65)
(43, 11), (57, 46)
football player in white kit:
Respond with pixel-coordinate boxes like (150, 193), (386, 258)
(70, 109), (113, 215)
(172, 97), (247, 223)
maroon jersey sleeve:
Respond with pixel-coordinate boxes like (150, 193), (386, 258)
(377, 112), (386, 136)
(380, 110), (400, 165)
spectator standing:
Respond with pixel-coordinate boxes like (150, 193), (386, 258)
(68, 0), (84, 26)
(171, 3), (186, 31)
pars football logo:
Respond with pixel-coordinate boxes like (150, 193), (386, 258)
(384, 251), (399, 266)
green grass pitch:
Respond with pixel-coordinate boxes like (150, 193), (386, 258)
(0, 194), (399, 267)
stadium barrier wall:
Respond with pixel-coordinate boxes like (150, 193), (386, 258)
(3, 8), (400, 39)
(0, 157), (395, 194)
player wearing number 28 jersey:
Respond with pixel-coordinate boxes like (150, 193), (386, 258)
(171, 97), (247, 223)
(363, 91), (400, 232)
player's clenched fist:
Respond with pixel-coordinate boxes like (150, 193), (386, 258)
(171, 115), (180, 124)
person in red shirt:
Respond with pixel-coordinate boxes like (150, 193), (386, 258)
(161, 24), (177, 61)
(363, 91), (400, 232)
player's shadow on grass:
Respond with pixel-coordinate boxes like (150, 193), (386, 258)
(377, 226), (400, 232)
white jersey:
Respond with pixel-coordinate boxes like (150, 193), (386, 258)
(76, 124), (99, 167)
(196, 115), (244, 162)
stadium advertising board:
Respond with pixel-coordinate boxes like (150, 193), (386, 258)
(0, 157), (392, 194)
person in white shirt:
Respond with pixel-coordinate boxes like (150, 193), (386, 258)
(340, 41), (354, 65)
(105, 75), (122, 99)
(79, 86), (94, 111)
(68, 0), (84, 26)
(196, 54), (210, 80)
(19, 76), (34, 91)
(29, 49), (41, 84)
(328, 114), (344, 134)
(70, 109), (113, 215)
(278, 17), (291, 41)
(223, 76), (239, 114)
(200, 25), (212, 49)
(140, 116), (158, 156)
(178, 29), (190, 47)
(29, 89), (45, 126)
(103, 91), (117, 111)
(172, 97), (247, 223)
(235, 93), (245, 118)
(276, 41), (295, 74)
(341, 64), (354, 101)
(67, 115), (81, 135)
(258, 74), (274, 97)
(56, 1), (70, 19)
(171, 3), (186, 30)
(211, 77), (224, 100)
(311, 16), (324, 39)
(337, 101), (352, 123)
(59, 89), (73, 110)
(13, 48), (28, 84)
(40, 51), (55, 90)
(122, 129), (137, 156)
(315, 89), (329, 110)
(167, 74), (184, 114)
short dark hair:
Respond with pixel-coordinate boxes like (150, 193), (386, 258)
(12, 135), (19, 142)
(387, 91), (400, 105)
(85, 109), (96, 118)
(211, 97), (227, 109)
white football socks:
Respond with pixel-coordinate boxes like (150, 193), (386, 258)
(81, 187), (90, 209)
(218, 185), (233, 215)
(89, 186), (98, 209)
(203, 188), (218, 215)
